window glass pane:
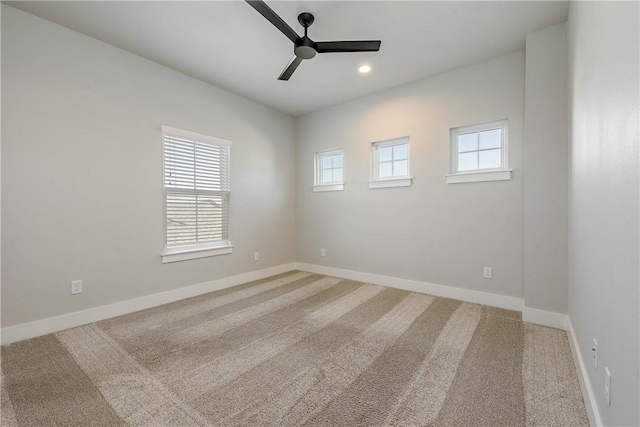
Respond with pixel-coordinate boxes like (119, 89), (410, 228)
(333, 168), (343, 182)
(458, 152), (478, 171)
(458, 133), (478, 153)
(166, 193), (197, 246)
(393, 143), (408, 160)
(197, 195), (223, 242)
(393, 160), (408, 177)
(322, 155), (332, 170)
(479, 148), (501, 169)
(479, 129), (502, 150)
(379, 146), (393, 162)
(322, 169), (332, 183)
(379, 162), (393, 178)
(332, 154), (343, 168)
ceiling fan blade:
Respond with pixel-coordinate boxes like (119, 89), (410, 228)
(316, 40), (381, 53)
(278, 56), (303, 81)
(246, 0), (299, 43)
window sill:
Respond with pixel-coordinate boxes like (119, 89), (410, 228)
(368, 177), (413, 189)
(446, 169), (512, 184)
(312, 183), (344, 192)
(161, 244), (233, 263)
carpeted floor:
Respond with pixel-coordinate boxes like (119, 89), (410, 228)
(1, 271), (589, 426)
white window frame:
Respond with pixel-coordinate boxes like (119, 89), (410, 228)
(447, 119), (512, 184)
(369, 136), (412, 189)
(161, 125), (233, 263)
(313, 148), (344, 192)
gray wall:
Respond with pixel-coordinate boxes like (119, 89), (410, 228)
(296, 52), (525, 299)
(4, 14), (639, 426)
(567, 2), (639, 425)
(523, 23), (568, 314)
(1, 6), (297, 327)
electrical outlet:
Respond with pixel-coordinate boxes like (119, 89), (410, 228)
(320, 248), (326, 257)
(71, 280), (83, 295)
(592, 339), (598, 369)
(483, 267), (493, 279)
(604, 367), (611, 405)
(254, 252), (260, 261)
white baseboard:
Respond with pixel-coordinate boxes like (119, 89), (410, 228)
(2, 260), (597, 425)
(566, 317), (602, 427)
(295, 263), (524, 312)
(298, 263), (598, 424)
(522, 306), (569, 330)
(2, 262), (575, 349)
(0, 263), (297, 345)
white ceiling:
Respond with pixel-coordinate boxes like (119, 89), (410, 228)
(7, 1), (569, 116)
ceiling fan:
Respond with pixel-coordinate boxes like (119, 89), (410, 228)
(246, 0), (382, 81)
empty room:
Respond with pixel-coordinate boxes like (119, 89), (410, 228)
(1, 1), (638, 426)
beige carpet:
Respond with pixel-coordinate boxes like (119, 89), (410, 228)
(1, 271), (589, 426)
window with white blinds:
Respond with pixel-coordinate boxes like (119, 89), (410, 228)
(162, 126), (231, 261)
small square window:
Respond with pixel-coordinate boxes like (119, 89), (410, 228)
(313, 149), (344, 192)
(369, 136), (412, 189)
(447, 120), (511, 184)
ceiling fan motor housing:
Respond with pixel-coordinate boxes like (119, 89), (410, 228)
(295, 37), (317, 59)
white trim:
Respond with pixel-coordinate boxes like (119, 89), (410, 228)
(453, 119), (509, 135)
(522, 306), (568, 330)
(161, 125), (231, 147)
(161, 244), (233, 263)
(371, 136), (411, 149)
(567, 317), (603, 426)
(312, 183), (344, 192)
(446, 169), (512, 184)
(295, 263), (523, 311)
(0, 263), (296, 345)
(368, 177), (413, 189)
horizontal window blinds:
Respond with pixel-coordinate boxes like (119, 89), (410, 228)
(163, 130), (230, 249)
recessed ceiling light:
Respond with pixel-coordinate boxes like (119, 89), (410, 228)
(358, 65), (372, 74)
